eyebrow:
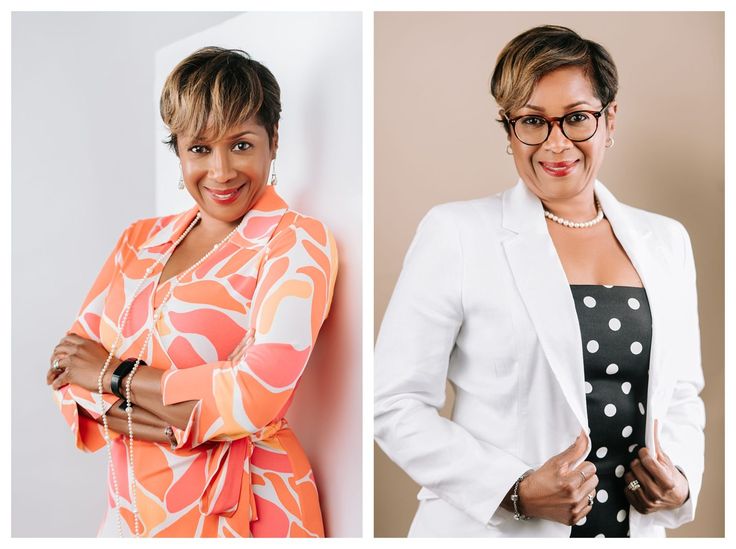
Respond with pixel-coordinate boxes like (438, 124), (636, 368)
(523, 101), (593, 112)
(190, 130), (257, 142)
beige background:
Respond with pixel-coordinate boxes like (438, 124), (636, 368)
(374, 12), (724, 537)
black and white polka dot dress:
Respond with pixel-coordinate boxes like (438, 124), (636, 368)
(568, 285), (651, 538)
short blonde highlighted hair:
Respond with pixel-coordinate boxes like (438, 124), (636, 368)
(490, 25), (618, 134)
(160, 47), (281, 155)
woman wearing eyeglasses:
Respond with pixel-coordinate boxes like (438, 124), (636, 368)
(374, 25), (704, 537)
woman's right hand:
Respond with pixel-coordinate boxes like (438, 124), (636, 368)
(518, 431), (598, 526)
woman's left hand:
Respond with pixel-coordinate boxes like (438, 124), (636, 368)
(47, 333), (116, 393)
(623, 419), (690, 514)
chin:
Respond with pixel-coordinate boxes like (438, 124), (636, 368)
(532, 173), (592, 199)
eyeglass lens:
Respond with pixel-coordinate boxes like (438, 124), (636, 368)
(514, 112), (599, 145)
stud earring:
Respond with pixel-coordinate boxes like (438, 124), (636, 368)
(269, 159), (278, 186)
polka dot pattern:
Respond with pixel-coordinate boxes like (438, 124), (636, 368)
(569, 285), (651, 539)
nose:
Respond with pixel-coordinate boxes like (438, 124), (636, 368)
(208, 148), (237, 183)
(544, 120), (572, 153)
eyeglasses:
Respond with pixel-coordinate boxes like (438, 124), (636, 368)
(505, 104), (609, 146)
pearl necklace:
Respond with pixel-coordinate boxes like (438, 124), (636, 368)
(97, 212), (241, 537)
(544, 198), (604, 228)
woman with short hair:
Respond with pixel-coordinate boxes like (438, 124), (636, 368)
(374, 25), (704, 537)
(48, 47), (337, 538)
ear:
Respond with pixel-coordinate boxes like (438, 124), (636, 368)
(270, 123), (280, 158)
(498, 109), (511, 141)
(605, 101), (618, 136)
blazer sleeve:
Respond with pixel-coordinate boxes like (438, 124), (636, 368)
(159, 218), (338, 449)
(374, 206), (531, 527)
(53, 224), (133, 452)
(647, 222), (706, 529)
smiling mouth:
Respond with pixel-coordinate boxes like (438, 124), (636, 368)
(204, 183), (246, 202)
(539, 160), (579, 176)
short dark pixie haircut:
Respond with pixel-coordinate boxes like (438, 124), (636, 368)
(490, 25), (619, 134)
(160, 46), (281, 155)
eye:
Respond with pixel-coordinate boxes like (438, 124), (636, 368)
(232, 141), (252, 152)
(520, 116), (546, 127)
(565, 112), (590, 124)
(188, 145), (209, 154)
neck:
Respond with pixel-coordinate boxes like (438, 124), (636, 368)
(541, 191), (598, 222)
(193, 213), (243, 241)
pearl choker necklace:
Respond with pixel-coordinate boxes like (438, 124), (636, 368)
(544, 198), (604, 228)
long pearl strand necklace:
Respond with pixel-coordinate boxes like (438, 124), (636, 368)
(96, 212), (241, 537)
(544, 197), (604, 228)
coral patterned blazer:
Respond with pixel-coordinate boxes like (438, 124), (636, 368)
(54, 186), (338, 537)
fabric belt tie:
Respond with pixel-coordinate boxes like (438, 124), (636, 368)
(199, 418), (288, 518)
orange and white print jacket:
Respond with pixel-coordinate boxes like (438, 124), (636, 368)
(53, 186), (338, 537)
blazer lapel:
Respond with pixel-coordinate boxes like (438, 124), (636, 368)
(501, 180), (589, 433)
(594, 181), (669, 449)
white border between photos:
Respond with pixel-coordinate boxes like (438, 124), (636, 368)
(2, 0), (733, 546)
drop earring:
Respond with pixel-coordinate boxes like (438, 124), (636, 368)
(178, 165), (185, 190)
(269, 159), (278, 186)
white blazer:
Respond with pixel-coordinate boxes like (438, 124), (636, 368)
(374, 179), (705, 537)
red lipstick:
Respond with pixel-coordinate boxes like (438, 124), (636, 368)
(539, 160), (579, 177)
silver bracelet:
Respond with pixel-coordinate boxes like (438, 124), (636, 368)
(511, 471), (532, 521)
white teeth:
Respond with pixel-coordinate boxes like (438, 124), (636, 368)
(209, 187), (240, 200)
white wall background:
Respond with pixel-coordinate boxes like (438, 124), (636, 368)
(12, 11), (361, 538)
(153, 13), (362, 537)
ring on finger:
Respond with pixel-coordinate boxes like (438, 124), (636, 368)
(53, 358), (61, 371)
(579, 470), (587, 483)
(627, 479), (641, 492)
(588, 493), (594, 506)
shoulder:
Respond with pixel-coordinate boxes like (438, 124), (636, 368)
(617, 202), (693, 268)
(126, 212), (178, 241)
(269, 210), (338, 274)
(274, 209), (335, 252)
(114, 211), (182, 246)
(619, 203), (690, 245)
(421, 194), (502, 233)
